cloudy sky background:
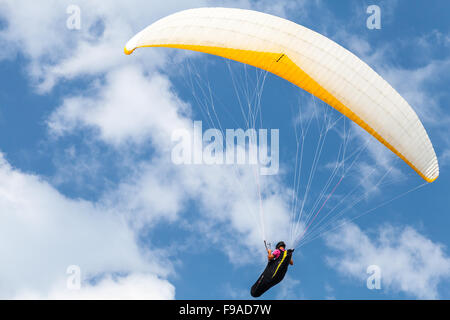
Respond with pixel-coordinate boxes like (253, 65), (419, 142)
(0, 0), (449, 299)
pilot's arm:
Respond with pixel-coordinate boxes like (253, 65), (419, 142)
(267, 249), (274, 261)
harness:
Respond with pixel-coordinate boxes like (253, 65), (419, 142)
(251, 247), (293, 297)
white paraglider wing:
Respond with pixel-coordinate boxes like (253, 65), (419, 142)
(125, 7), (439, 182)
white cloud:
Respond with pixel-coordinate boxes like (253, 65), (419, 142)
(325, 222), (450, 299)
(0, 0), (209, 91)
(223, 282), (249, 299)
(0, 0), (298, 93)
(47, 65), (191, 149)
(16, 273), (175, 300)
(0, 153), (174, 299)
(440, 149), (450, 169)
(275, 275), (303, 299)
(103, 156), (293, 264)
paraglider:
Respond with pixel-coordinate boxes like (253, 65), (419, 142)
(124, 7), (439, 297)
(251, 241), (294, 297)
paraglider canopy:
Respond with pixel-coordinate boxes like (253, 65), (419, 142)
(125, 7), (439, 183)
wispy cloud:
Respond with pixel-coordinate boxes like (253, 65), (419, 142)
(16, 273), (175, 299)
(325, 222), (450, 299)
(0, 153), (174, 299)
(275, 275), (303, 299)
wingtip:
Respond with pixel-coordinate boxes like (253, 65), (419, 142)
(124, 47), (134, 55)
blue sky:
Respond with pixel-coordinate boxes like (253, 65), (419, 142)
(0, 0), (449, 299)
